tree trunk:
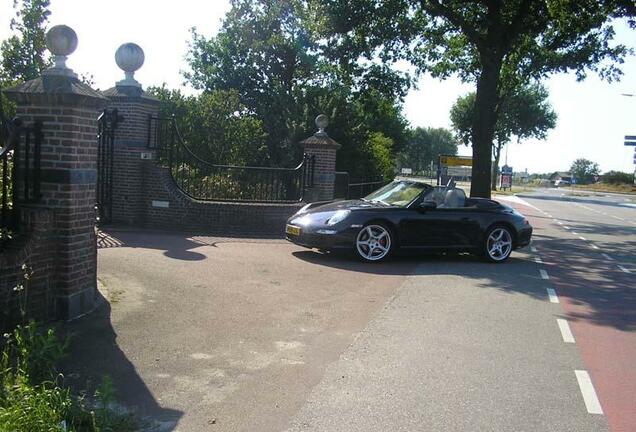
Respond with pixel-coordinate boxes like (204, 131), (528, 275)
(470, 54), (502, 199)
(491, 140), (503, 191)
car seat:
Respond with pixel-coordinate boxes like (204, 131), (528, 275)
(439, 188), (466, 208)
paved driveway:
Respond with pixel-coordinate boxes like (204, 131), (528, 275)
(61, 191), (633, 432)
(63, 230), (417, 431)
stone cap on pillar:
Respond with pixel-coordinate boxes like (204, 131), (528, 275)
(3, 25), (107, 108)
(300, 114), (341, 149)
(102, 42), (158, 101)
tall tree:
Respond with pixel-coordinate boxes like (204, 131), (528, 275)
(318, 1), (634, 198)
(450, 83), (557, 190)
(570, 158), (600, 185)
(1, 0), (51, 84)
(184, 0), (410, 176)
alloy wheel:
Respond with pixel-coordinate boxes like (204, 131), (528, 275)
(356, 225), (392, 262)
(486, 227), (513, 262)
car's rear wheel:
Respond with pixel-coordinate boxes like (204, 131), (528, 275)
(483, 225), (513, 263)
(355, 224), (393, 262)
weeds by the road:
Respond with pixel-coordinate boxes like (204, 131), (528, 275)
(0, 265), (140, 432)
(0, 322), (140, 432)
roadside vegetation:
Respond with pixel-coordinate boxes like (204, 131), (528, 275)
(0, 266), (140, 432)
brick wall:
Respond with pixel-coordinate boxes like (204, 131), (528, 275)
(0, 206), (57, 332)
(15, 103), (102, 318)
(142, 161), (302, 237)
(303, 141), (339, 201)
(104, 89), (160, 225)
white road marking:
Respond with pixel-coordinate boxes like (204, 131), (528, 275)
(575, 370), (604, 415)
(590, 244), (599, 250)
(534, 257), (543, 264)
(579, 236), (587, 241)
(531, 246), (538, 253)
(557, 221), (563, 225)
(602, 253), (614, 261)
(563, 226), (570, 230)
(546, 288), (559, 303)
(557, 319), (575, 343)
(618, 265), (631, 274)
(540, 269), (549, 280)
(572, 231), (579, 235)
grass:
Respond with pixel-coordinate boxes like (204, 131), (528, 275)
(1, 266), (141, 432)
(0, 322), (140, 432)
(570, 183), (636, 195)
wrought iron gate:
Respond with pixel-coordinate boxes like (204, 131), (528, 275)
(96, 109), (123, 224)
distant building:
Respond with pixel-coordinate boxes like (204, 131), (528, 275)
(549, 171), (572, 186)
(549, 172), (572, 182)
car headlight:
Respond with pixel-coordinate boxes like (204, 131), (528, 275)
(327, 210), (350, 226)
(296, 203), (312, 215)
(291, 215), (312, 226)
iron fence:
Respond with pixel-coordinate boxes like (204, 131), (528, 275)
(335, 172), (389, 199)
(147, 116), (315, 203)
(1, 111), (42, 247)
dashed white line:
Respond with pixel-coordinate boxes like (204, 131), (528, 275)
(590, 244), (599, 250)
(540, 269), (549, 280)
(534, 257), (543, 264)
(557, 221), (563, 225)
(618, 265), (631, 274)
(602, 253), (613, 261)
(575, 370), (604, 415)
(557, 319), (575, 343)
(546, 288), (559, 303)
(531, 246), (538, 253)
(572, 231), (579, 235)
(563, 226), (570, 230)
(578, 236), (587, 241)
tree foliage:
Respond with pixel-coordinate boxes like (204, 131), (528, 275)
(602, 170), (634, 185)
(0, 0), (51, 85)
(147, 86), (269, 167)
(570, 158), (600, 184)
(184, 0), (410, 176)
(450, 83), (556, 189)
(396, 127), (458, 175)
(318, 0), (635, 197)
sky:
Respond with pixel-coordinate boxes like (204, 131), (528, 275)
(1, 0), (635, 174)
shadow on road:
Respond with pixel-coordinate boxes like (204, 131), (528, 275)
(60, 294), (183, 431)
(98, 229), (208, 261)
(293, 237), (635, 331)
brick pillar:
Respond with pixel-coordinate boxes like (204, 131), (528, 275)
(103, 87), (159, 225)
(103, 43), (159, 225)
(300, 115), (341, 202)
(4, 25), (108, 320)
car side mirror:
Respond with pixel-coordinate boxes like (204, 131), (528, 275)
(419, 200), (437, 211)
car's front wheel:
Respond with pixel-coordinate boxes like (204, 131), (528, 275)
(483, 225), (513, 263)
(355, 224), (393, 262)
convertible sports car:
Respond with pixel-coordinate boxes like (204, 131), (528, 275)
(285, 179), (532, 263)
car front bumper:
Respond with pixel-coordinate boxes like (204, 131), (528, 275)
(285, 224), (354, 250)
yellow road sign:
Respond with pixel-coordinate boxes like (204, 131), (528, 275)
(439, 156), (473, 167)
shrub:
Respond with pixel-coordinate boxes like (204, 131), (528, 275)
(0, 323), (139, 432)
(602, 170), (634, 185)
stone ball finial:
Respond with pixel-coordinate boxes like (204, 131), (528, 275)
(115, 43), (145, 88)
(43, 25), (78, 77)
(315, 114), (329, 135)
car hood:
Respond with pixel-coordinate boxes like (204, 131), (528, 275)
(304, 199), (388, 213)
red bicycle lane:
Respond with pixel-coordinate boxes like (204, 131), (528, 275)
(506, 197), (636, 432)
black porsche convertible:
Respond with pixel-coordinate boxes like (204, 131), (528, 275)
(285, 179), (532, 262)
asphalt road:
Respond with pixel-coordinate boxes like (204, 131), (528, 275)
(61, 187), (633, 432)
(286, 188), (635, 432)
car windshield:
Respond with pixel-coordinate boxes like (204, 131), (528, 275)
(364, 181), (431, 207)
